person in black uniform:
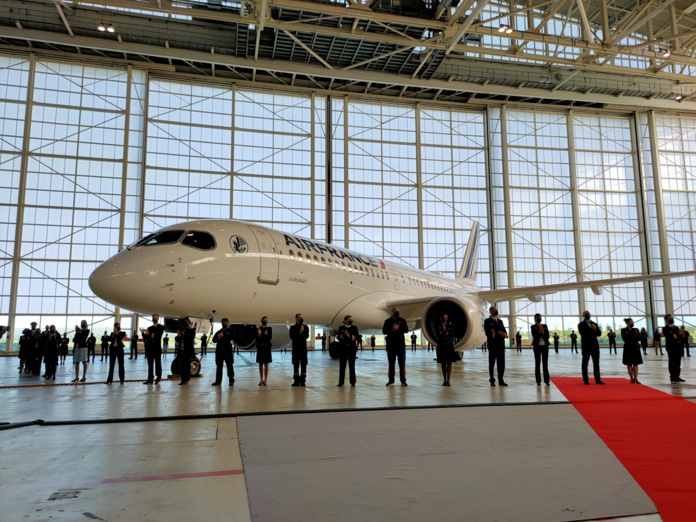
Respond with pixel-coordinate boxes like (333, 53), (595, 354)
(436, 313), (455, 386)
(256, 316), (272, 386)
(607, 329), (617, 354)
(639, 327), (648, 355)
(106, 322), (126, 384)
(484, 306), (508, 386)
(621, 318), (643, 384)
(382, 307), (408, 386)
(163, 334), (169, 357)
(129, 333), (139, 360)
(142, 314), (165, 385)
(211, 317), (235, 386)
(570, 330), (578, 353)
(100, 331), (109, 361)
(87, 332), (97, 362)
(531, 313), (550, 385)
(200, 332), (208, 357)
(179, 317), (196, 385)
(321, 333), (327, 352)
(681, 326), (691, 357)
(653, 327), (663, 355)
(337, 315), (359, 387)
(370, 335), (375, 351)
(289, 313), (310, 386)
(578, 310), (604, 385)
(59, 333), (69, 366)
(663, 315), (684, 382)
(515, 331), (522, 352)
(410, 332), (417, 352)
(553, 332), (560, 353)
(44, 325), (60, 380)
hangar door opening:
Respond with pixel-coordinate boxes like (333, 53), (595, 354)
(249, 226), (280, 285)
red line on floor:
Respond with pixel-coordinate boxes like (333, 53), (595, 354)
(553, 377), (696, 522)
(98, 469), (245, 484)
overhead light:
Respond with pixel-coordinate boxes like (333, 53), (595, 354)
(97, 23), (106, 32)
(498, 24), (509, 34)
(506, 26), (513, 34)
(106, 25), (115, 33)
(662, 48), (671, 58)
(675, 94), (683, 101)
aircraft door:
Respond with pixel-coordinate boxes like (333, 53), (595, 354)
(249, 226), (280, 285)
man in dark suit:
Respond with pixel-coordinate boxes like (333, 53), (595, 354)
(337, 315), (359, 387)
(531, 313), (550, 385)
(578, 310), (604, 385)
(178, 317), (196, 385)
(142, 314), (165, 384)
(484, 305), (508, 386)
(382, 307), (409, 386)
(211, 317), (235, 386)
(663, 314), (684, 382)
(289, 313), (310, 386)
(129, 333), (139, 360)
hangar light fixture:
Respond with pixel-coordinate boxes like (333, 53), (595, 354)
(662, 48), (671, 58)
(106, 25), (115, 33)
(498, 24), (512, 34)
(97, 23), (106, 32)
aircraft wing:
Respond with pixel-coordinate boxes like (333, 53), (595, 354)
(476, 270), (696, 304)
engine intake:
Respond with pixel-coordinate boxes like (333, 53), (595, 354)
(421, 296), (479, 350)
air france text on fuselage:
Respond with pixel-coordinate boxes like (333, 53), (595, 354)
(283, 235), (385, 269)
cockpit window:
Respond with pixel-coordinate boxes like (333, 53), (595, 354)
(182, 231), (216, 250)
(133, 230), (185, 247)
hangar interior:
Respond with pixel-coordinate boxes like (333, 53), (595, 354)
(3, 1), (696, 347)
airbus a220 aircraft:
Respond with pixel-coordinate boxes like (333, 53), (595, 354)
(89, 219), (696, 351)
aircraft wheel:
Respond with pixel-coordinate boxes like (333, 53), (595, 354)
(328, 341), (340, 360)
(190, 358), (201, 377)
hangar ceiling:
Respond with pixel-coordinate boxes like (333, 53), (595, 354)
(2, 0), (696, 108)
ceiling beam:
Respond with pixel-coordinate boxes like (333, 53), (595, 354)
(53, 0), (74, 38)
(281, 29), (334, 69)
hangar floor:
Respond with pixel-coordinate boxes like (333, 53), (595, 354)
(0, 348), (693, 522)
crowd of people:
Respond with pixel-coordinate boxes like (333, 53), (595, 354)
(4, 307), (691, 387)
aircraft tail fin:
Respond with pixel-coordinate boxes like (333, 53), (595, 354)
(456, 222), (480, 282)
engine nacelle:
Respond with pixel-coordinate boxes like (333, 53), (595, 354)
(421, 296), (484, 350)
(231, 323), (292, 351)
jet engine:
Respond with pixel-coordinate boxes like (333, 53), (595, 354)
(230, 324), (260, 350)
(421, 296), (483, 350)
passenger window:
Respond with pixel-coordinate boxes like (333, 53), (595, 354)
(182, 231), (216, 250)
(134, 229), (184, 247)
(289, 250), (295, 260)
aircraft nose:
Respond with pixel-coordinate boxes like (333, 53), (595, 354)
(89, 257), (130, 305)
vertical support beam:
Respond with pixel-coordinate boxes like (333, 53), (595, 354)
(631, 111), (655, 332)
(484, 106), (497, 290)
(647, 110), (673, 313)
(566, 110), (586, 314)
(230, 83), (237, 220)
(500, 105), (515, 331)
(310, 93), (316, 239)
(415, 103), (424, 270)
(600, 0), (609, 43)
(343, 96), (350, 247)
(6, 54), (36, 352)
(326, 95), (333, 244)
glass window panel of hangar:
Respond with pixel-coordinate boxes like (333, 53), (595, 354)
(420, 108), (490, 287)
(573, 114), (646, 331)
(16, 61), (131, 330)
(655, 115), (696, 322)
(504, 110), (577, 336)
(343, 101), (419, 269)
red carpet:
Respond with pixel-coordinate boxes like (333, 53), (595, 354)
(553, 378), (696, 522)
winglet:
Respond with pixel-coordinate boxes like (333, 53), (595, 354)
(457, 222), (480, 281)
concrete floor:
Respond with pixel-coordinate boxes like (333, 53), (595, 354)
(0, 347), (693, 521)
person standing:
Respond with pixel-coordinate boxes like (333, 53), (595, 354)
(163, 334), (169, 357)
(681, 326), (691, 357)
(553, 332), (560, 353)
(200, 332), (208, 357)
(382, 307), (409, 386)
(663, 315), (684, 382)
(653, 327), (663, 355)
(607, 329), (617, 354)
(129, 333), (139, 360)
(410, 332), (417, 352)
(436, 313), (455, 386)
(370, 335), (376, 351)
(515, 331), (522, 352)
(321, 333), (327, 353)
(289, 313), (310, 386)
(142, 314), (165, 385)
(570, 331), (578, 353)
(357, 334), (364, 351)
(72, 320), (90, 383)
(43, 325), (60, 380)
(59, 333), (69, 366)
(211, 318), (234, 387)
(640, 327), (648, 355)
(531, 313), (550, 386)
(100, 331), (109, 361)
(256, 316), (272, 386)
(87, 332), (97, 363)
(621, 318), (643, 384)
(484, 306), (508, 386)
(578, 310), (604, 385)
(337, 315), (359, 387)
(179, 317), (196, 385)
(106, 322), (126, 384)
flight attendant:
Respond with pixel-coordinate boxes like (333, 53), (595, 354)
(289, 313), (310, 386)
(142, 314), (165, 384)
(382, 307), (408, 386)
(484, 306), (508, 386)
(211, 317), (235, 386)
(337, 315), (359, 387)
(106, 322), (126, 384)
(436, 313), (455, 386)
(621, 318), (643, 383)
(256, 316), (272, 386)
(531, 313), (550, 385)
(578, 310), (604, 385)
(663, 314), (684, 382)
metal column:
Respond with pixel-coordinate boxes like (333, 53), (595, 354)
(566, 110), (586, 315)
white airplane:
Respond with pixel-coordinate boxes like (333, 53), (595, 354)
(89, 219), (696, 351)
